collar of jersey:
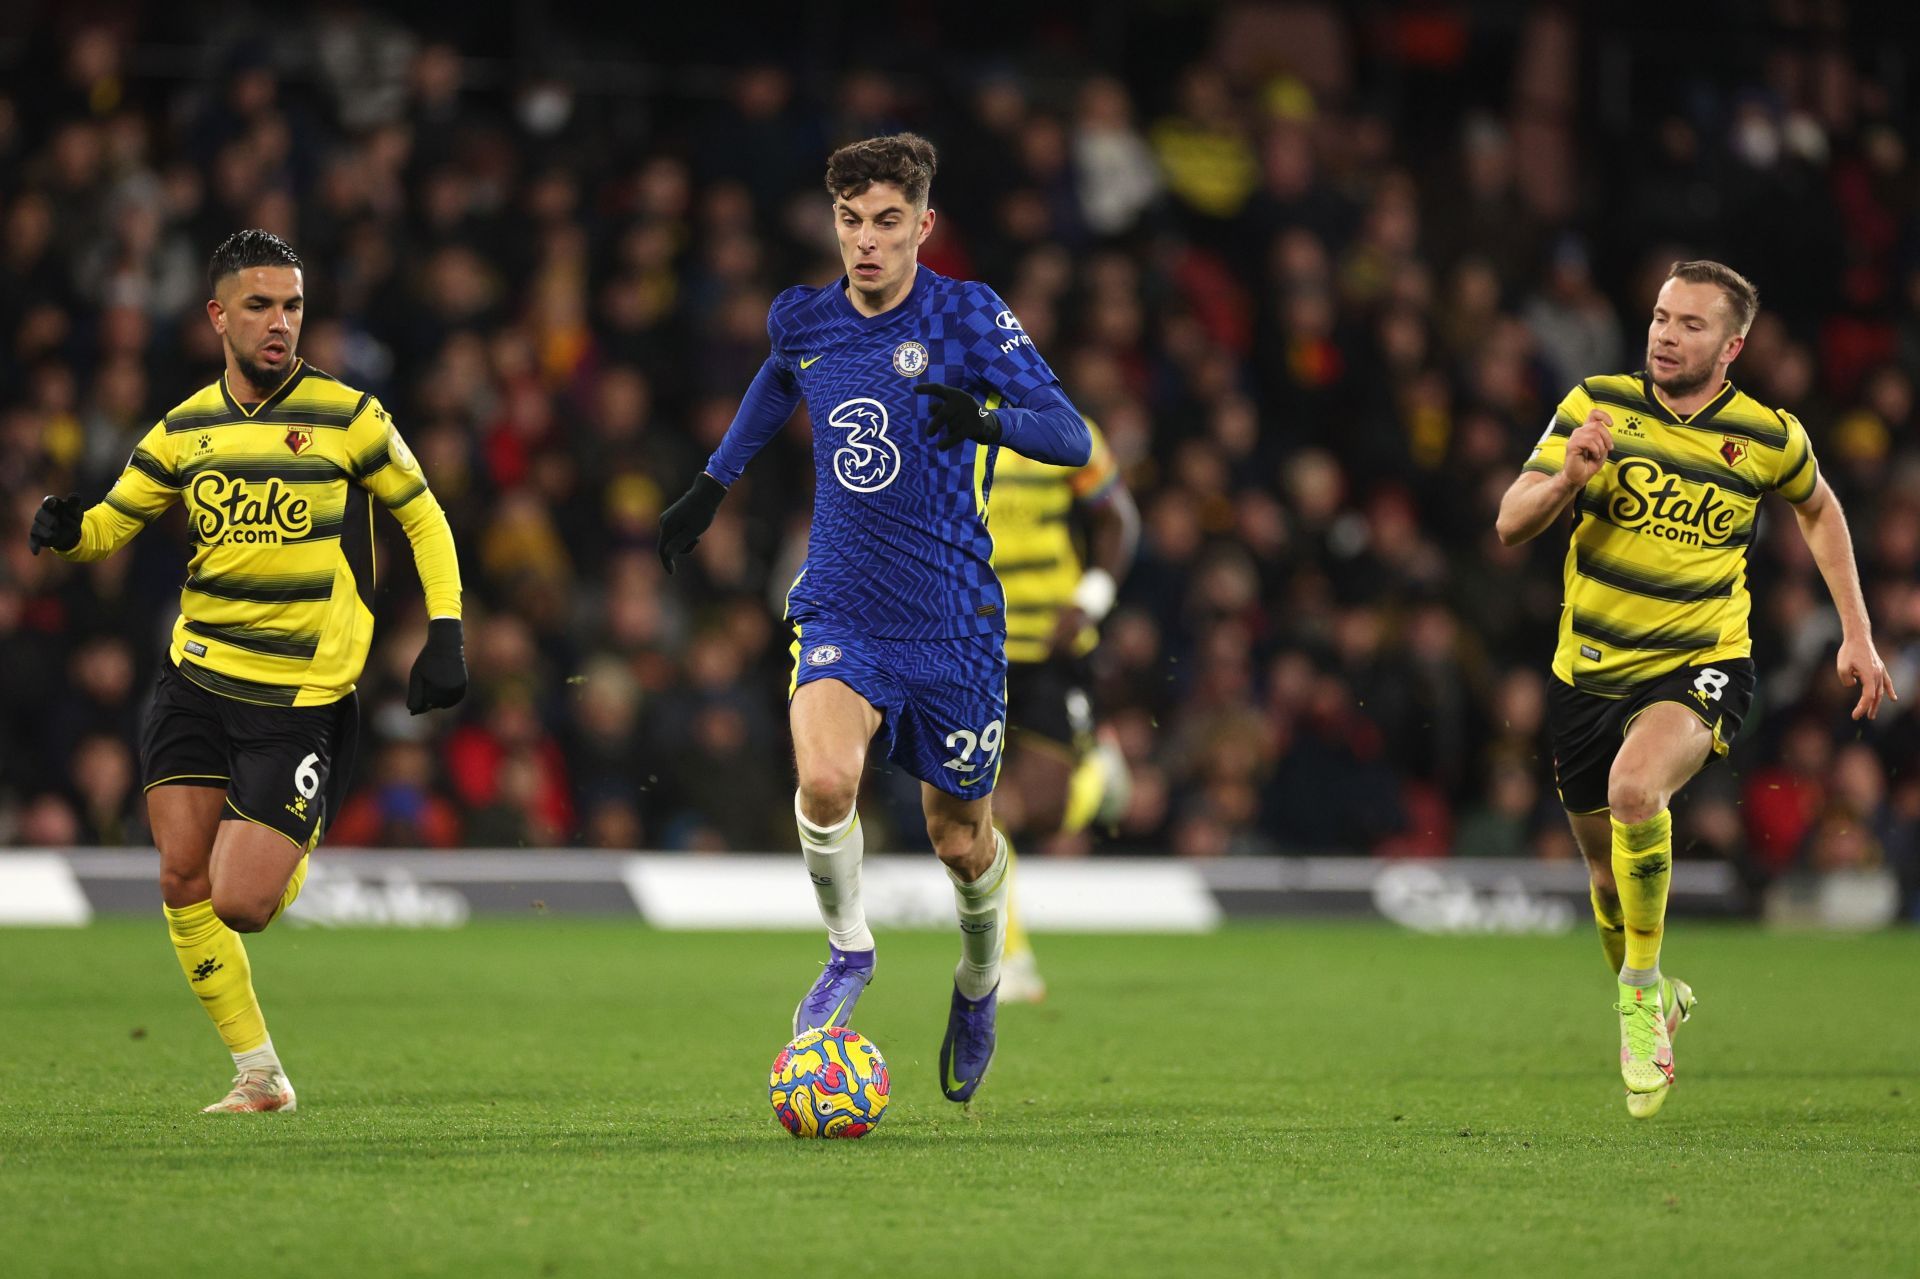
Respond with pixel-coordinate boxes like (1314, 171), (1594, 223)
(221, 359), (307, 419)
(1639, 370), (1736, 426)
(833, 264), (930, 326)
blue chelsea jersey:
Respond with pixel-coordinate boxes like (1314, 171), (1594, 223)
(706, 265), (1089, 641)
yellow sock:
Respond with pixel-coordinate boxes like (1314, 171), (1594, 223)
(1590, 883), (1626, 976)
(998, 829), (1032, 961)
(1610, 810), (1672, 976)
(1060, 752), (1106, 836)
(164, 900), (269, 1055)
(270, 853), (310, 924)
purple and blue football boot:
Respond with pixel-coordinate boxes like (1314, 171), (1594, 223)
(792, 945), (876, 1036)
(938, 981), (999, 1103)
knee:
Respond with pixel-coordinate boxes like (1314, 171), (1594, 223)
(927, 815), (992, 878)
(796, 752), (862, 826)
(211, 895), (272, 934)
(1606, 773), (1664, 825)
(797, 774), (860, 828)
(159, 864), (211, 909)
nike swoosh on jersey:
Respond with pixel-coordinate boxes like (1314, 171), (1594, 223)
(800, 354), (823, 369)
(958, 773), (990, 787)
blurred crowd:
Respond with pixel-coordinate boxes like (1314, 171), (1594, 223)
(1, 5), (1916, 916)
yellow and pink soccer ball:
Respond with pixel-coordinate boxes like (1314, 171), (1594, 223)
(769, 1025), (890, 1138)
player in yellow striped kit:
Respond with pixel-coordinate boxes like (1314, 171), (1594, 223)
(1496, 260), (1895, 1116)
(30, 230), (467, 1112)
(990, 419), (1138, 1001)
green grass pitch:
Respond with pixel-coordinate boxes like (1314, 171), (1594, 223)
(1, 919), (1916, 1277)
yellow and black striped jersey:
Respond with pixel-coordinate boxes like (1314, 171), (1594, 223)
(58, 360), (461, 706)
(990, 420), (1119, 665)
(1525, 372), (1819, 696)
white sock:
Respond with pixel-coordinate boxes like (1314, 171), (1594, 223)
(233, 1035), (281, 1074)
(949, 829), (1010, 1000)
(796, 791), (875, 953)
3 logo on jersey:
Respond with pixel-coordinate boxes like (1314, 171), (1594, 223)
(827, 398), (904, 493)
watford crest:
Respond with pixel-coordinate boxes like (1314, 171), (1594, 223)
(1719, 436), (1746, 467)
(285, 426), (313, 455)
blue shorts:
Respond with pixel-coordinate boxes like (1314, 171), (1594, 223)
(789, 618), (1008, 798)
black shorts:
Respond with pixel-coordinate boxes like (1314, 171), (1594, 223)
(140, 662), (360, 852)
(1005, 654), (1095, 754)
(1546, 658), (1755, 814)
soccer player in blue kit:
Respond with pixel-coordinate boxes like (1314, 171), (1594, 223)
(658, 133), (1090, 1102)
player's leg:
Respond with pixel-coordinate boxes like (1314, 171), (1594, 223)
(925, 782), (1008, 1101)
(925, 784), (1004, 974)
(139, 664), (281, 1109)
(1566, 810), (1626, 975)
(194, 691), (355, 1113)
(1003, 734), (1076, 839)
(267, 692), (354, 926)
(999, 659), (1097, 1002)
(1000, 739), (1072, 1002)
(1569, 805), (1693, 1017)
(1548, 677), (1636, 978)
(996, 827), (1044, 1005)
(789, 650), (888, 1033)
(903, 630), (1014, 1102)
(995, 734), (1069, 1005)
(1607, 700), (1714, 1113)
(1609, 702), (1712, 981)
(152, 783), (258, 1056)
(209, 821), (310, 933)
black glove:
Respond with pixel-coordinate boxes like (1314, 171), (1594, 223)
(28, 494), (82, 555)
(914, 383), (1003, 450)
(658, 473), (728, 575)
(407, 618), (467, 715)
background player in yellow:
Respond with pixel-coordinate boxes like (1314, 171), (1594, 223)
(1495, 260), (1896, 1117)
(989, 419), (1138, 1002)
(28, 230), (467, 1113)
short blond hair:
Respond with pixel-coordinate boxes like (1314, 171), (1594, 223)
(1667, 260), (1759, 336)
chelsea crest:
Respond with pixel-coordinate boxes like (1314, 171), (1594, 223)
(892, 341), (929, 377)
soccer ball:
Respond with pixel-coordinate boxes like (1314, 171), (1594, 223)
(769, 1025), (890, 1138)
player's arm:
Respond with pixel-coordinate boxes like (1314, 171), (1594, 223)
(1784, 463), (1897, 721)
(31, 423), (181, 559)
(917, 284), (1091, 467)
(349, 397), (467, 714)
(1056, 425), (1139, 645)
(1495, 405), (1614, 546)
(660, 339), (803, 575)
(915, 381), (1091, 468)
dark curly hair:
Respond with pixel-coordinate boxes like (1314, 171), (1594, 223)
(208, 228), (302, 296)
(824, 133), (938, 208)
